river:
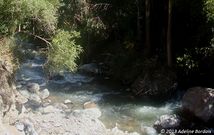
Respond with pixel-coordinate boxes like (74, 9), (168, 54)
(15, 42), (181, 134)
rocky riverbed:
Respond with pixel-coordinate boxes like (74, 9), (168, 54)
(1, 42), (213, 135)
(1, 81), (140, 135)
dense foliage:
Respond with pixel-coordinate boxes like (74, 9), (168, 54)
(46, 30), (82, 73)
(0, 0), (214, 89)
(0, 0), (59, 36)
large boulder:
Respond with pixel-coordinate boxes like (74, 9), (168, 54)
(182, 87), (214, 122)
(153, 114), (181, 132)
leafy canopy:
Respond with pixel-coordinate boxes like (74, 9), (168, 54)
(0, 0), (59, 35)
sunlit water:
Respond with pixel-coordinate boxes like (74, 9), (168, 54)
(15, 43), (181, 133)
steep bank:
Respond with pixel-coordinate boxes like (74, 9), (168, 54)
(0, 44), (21, 135)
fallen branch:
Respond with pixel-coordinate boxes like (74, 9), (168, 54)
(135, 73), (149, 96)
(15, 31), (52, 46)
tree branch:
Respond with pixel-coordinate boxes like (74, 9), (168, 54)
(15, 31), (52, 46)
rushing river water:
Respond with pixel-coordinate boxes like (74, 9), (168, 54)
(15, 42), (181, 134)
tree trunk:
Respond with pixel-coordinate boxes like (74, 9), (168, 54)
(136, 0), (143, 49)
(145, 0), (151, 56)
(167, 0), (172, 67)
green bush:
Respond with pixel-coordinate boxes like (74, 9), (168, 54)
(46, 30), (83, 74)
(0, 0), (59, 36)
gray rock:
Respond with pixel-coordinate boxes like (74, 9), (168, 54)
(182, 87), (214, 122)
(29, 94), (41, 104)
(39, 89), (50, 99)
(26, 94), (42, 108)
(64, 99), (72, 104)
(79, 63), (99, 74)
(83, 101), (97, 109)
(15, 122), (25, 131)
(19, 90), (41, 108)
(19, 90), (31, 99)
(27, 83), (40, 94)
(153, 114), (180, 132)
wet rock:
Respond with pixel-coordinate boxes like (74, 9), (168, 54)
(79, 63), (99, 74)
(84, 101), (97, 109)
(182, 87), (214, 122)
(49, 74), (65, 81)
(153, 114), (180, 132)
(26, 83), (40, 94)
(64, 99), (72, 104)
(39, 89), (50, 99)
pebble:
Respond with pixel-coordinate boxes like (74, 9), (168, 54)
(83, 101), (97, 109)
(64, 99), (72, 104)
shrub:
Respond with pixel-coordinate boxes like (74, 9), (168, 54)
(46, 30), (83, 74)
